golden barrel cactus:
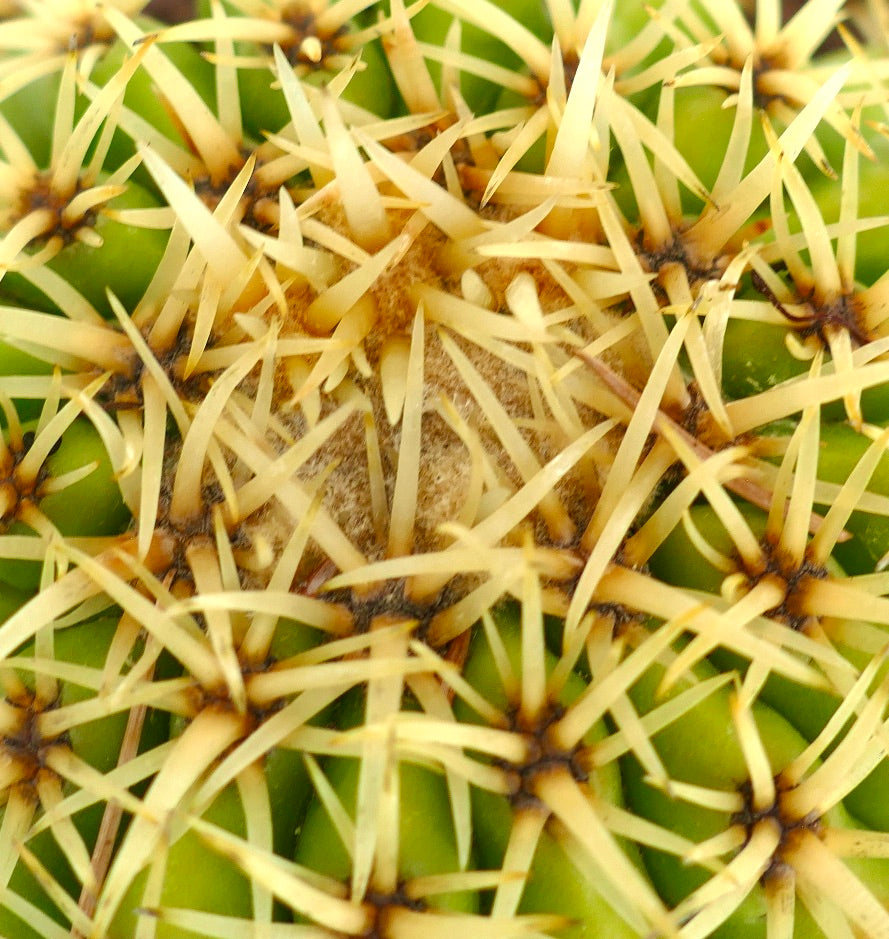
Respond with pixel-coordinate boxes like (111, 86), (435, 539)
(0, 1), (888, 936)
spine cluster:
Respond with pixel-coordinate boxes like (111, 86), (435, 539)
(1, 1), (889, 936)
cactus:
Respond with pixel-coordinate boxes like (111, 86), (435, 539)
(4, 0), (889, 936)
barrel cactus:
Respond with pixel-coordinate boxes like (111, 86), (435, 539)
(2, 0), (889, 936)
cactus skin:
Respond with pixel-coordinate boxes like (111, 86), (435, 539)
(459, 607), (640, 939)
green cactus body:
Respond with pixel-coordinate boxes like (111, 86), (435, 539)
(0, 178), (170, 318)
(624, 654), (889, 937)
(294, 755), (475, 914)
(0, 615), (167, 938)
(107, 781), (256, 939)
(0, 418), (131, 591)
(455, 606), (641, 938)
(2, 2), (889, 937)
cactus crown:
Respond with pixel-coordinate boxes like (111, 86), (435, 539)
(3, 1), (889, 937)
